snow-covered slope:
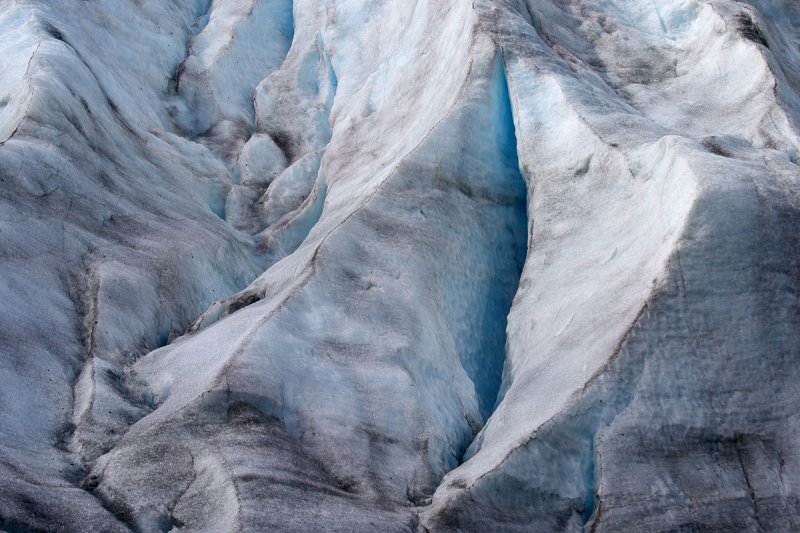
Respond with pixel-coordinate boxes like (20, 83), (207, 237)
(1, 0), (800, 531)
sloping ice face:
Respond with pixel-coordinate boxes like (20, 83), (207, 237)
(2, 0), (800, 531)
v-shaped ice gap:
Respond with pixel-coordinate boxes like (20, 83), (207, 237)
(451, 57), (528, 421)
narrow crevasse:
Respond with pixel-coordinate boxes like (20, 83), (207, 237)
(441, 53), (528, 423)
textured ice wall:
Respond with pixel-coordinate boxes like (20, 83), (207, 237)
(1, 0), (800, 531)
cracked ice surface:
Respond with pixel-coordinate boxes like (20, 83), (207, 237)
(2, 0), (800, 531)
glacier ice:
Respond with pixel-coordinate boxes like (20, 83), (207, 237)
(2, 0), (800, 531)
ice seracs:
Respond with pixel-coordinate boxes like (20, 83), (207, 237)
(2, 0), (800, 531)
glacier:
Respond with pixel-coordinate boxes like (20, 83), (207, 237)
(1, 0), (800, 531)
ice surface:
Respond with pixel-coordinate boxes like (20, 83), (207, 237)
(2, 0), (800, 531)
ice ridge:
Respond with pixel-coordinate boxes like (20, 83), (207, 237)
(2, 0), (800, 531)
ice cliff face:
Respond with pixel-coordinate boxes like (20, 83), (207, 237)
(1, 0), (800, 531)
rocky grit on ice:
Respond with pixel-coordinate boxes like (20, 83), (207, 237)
(1, 0), (800, 531)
